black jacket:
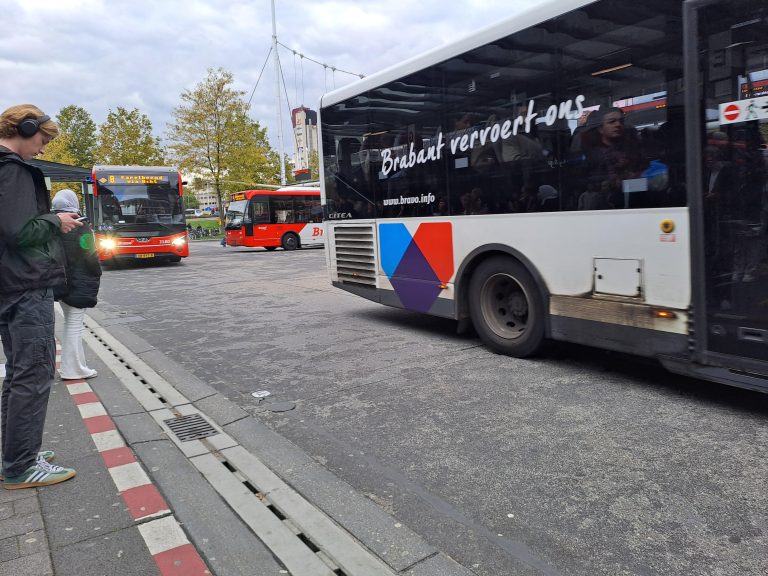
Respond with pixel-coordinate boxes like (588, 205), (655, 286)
(53, 220), (102, 309)
(0, 147), (66, 295)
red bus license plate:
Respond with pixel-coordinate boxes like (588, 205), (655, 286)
(136, 253), (155, 259)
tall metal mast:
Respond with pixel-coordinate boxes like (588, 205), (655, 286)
(271, 0), (286, 185)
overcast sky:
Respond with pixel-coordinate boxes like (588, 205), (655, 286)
(2, 0), (539, 157)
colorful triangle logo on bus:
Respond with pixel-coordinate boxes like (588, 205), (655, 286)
(379, 222), (453, 313)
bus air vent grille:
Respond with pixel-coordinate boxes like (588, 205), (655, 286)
(332, 225), (376, 287)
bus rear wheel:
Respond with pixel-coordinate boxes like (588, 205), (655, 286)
(468, 256), (544, 358)
(282, 233), (299, 251)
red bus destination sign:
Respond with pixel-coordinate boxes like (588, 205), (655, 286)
(97, 174), (170, 185)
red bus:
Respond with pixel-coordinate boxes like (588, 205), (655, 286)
(91, 165), (189, 264)
(224, 184), (324, 250)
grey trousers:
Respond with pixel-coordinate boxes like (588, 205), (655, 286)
(0, 288), (55, 477)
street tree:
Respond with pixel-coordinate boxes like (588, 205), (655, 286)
(167, 67), (280, 218)
(38, 133), (83, 198)
(56, 105), (97, 168)
(95, 107), (164, 165)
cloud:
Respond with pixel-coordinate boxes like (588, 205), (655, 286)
(1, 0), (539, 157)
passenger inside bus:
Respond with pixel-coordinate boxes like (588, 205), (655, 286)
(578, 106), (648, 208)
(100, 191), (123, 223)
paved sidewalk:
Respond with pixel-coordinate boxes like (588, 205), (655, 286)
(0, 336), (207, 576)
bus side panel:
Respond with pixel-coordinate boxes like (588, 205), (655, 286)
(449, 208), (691, 308)
(298, 222), (326, 246)
(238, 223), (311, 247)
(327, 208), (691, 345)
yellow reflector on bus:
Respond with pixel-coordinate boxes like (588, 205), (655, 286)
(654, 310), (677, 319)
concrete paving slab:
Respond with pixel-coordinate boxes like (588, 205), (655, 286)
(113, 412), (168, 444)
(16, 529), (48, 559)
(0, 490), (35, 505)
(50, 527), (160, 576)
(0, 536), (16, 563)
(405, 553), (478, 576)
(0, 550), (52, 576)
(194, 393), (249, 426)
(83, 355), (148, 418)
(136, 348), (217, 402)
(0, 511), (43, 541)
(37, 453), (131, 549)
(224, 416), (317, 471)
(133, 439), (287, 576)
(43, 382), (101, 464)
(94, 323), (155, 354)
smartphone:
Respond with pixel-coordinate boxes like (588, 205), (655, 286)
(75, 216), (89, 222)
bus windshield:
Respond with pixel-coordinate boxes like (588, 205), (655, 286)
(225, 200), (249, 228)
(95, 182), (183, 228)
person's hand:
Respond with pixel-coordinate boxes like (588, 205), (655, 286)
(57, 212), (84, 233)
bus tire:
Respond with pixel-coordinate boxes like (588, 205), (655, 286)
(167, 256), (182, 263)
(265, 246), (277, 251)
(468, 256), (544, 358)
(282, 233), (299, 251)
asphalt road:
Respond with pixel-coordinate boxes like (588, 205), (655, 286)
(96, 241), (768, 576)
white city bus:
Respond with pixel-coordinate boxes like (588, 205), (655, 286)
(319, 0), (768, 392)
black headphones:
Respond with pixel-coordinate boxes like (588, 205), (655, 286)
(17, 115), (50, 138)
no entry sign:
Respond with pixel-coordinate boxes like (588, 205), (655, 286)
(719, 96), (768, 125)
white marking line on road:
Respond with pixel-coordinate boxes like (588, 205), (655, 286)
(91, 429), (126, 453)
(109, 461), (151, 493)
(64, 382), (92, 395)
(77, 402), (107, 419)
(137, 516), (190, 556)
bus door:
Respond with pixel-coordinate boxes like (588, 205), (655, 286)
(688, 0), (768, 368)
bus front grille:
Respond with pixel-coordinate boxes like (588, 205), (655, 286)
(332, 225), (376, 287)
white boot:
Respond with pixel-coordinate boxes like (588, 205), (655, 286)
(59, 303), (96, 379)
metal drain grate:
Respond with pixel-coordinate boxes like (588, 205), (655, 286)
(164, 413), (219, 442)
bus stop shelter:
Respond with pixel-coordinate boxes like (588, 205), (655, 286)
(28, 159), (94, 216)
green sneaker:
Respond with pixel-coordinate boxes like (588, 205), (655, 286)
(0, 451), (55, 481)
(4, 460), (75, 490)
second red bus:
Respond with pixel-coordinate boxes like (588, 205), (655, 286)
(224, 185), (324, 250)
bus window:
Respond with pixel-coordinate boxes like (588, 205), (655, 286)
(249, 198), (270, 224)
(270, 196), (294, 223)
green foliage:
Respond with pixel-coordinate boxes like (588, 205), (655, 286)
(39, 133), (85, 199)
(55, 105), (97, 168)
(182, 189), (200, 209)
(166, 67), (280, 215)
(95, 107), (165, 165)
(40, 132), (76, 166)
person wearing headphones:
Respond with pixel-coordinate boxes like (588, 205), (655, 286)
(0, 104), (82, 489)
